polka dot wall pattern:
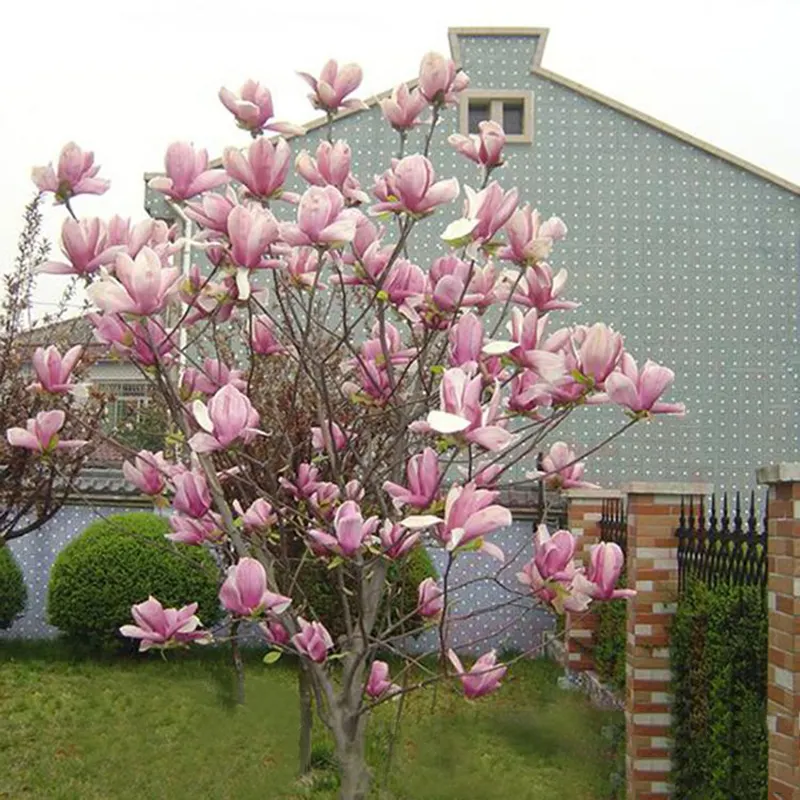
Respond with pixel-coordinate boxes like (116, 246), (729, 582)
(1, 505), (143, 640)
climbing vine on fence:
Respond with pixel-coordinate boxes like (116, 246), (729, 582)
(670, 578), (767, 800)
(594, 572), (627, 693)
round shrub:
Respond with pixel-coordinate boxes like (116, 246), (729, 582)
(0, 544), (26, 629)
(47, 512), (222, 648)
(298, 545), (437, 641)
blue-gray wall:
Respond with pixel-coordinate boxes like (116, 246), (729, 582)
(146, 31), (800, 492)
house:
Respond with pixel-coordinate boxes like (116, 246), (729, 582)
(143, 26), (800, 492)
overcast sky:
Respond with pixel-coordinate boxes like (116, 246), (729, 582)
(2, 0), (797, 314)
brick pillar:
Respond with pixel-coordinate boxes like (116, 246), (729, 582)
(564, 488), (625, 673)
(757, 463), (800, 800)
(622, 481), (711, 800)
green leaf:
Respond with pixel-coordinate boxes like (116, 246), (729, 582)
(263, 650), (282, 665)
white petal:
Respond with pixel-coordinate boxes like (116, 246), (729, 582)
(236, 268), (251, 301)
(482, 340), (518, 356)
(401, 514), (443, 530)
(191, 399), (214, 433)
(447, 527), (465, 550)
(441, 217), (479, 244)
(427, 410), (470, 434)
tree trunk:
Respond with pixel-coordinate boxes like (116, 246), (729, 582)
(230, 620), (245, 705)
(337, 733), (370, 800)
(298, 665), (313, 775)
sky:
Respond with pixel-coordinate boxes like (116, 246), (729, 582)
(2, 0), (797, 315)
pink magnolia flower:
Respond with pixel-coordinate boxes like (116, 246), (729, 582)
(106, 216), (163, 258)
(307, 481), (342, 521)
(533, 524), (577, 580)
(448, 649), (506, 699)
(87, 248), (181, 316)
(436, 482), (510, 561)
(510, 263), (579, 313)
(576, 542), (637, 601)
(417, 577), (444, 618)
(223, 138), (294, 201)
(307, 500), (380, 558)
(279, 463), (322, 501)
(416, 366), (511, 452)
(292, 618), (334, 663)
(498, 307), (567, 383)
(90, 313), (176, 367)
(418, 52), (469, 106)
(379, 521), (420, 559)
(28, 345), (82, 393)
(448, 120), (506, 167)
(184, 187), (239, 234)
(311, 420), (351, 452)
(516, 557), (592, 613)
(371, 155), (459, 216)
(148, 142), (228, 202)
(379, 83), (427, 131)
(577, 323), (624, 387)
(603, 354), (686, 417)
(251, 315), (286, 356)
(498, 205), (568, 266)
(189, 384), (262, 453)
(383, 447), (441, 511)
(167, 514), (222, 546)
(220, 557), (292, 617)
(32, 142), (110, 203)
(284, 247), (323, 289)
(6, 410), (86, 454)
(508, 371), (552, 415)
(227, 204), (281, 269)
(120, 597), (210, 652)
(366, 660), (401, 700)
(297, 60), (366, 112)
(527, 441), (600, 490)
(260, 619), (290, 646)
(296, 140), (369, 204)
(443, 183), (518, 247)
(280, 186), (358, 247)
(382, 259), (426, 316)
(172, 471), (212, 518)
(218, 80), (304, 136)
(122, 450), (171, 495)
(448, 313), (484, 369)
(234, 498), (277, 532)
(39, 217), (123, 276)
(182, 358), (246, 398)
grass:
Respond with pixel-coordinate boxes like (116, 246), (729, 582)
(0, 640), (622, 799)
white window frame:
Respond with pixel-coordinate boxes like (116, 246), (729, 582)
(458, 90), (535, 144)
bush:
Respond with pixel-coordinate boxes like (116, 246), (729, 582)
(594, 572), (627, 692)
(298, 545), (437, 641)
(670, 578), (767, 800)
(48, 513), (223, 648)
(0, 544), (26, 629)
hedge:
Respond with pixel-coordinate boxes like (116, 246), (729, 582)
(670, 578), (767, 799)
(48, 512), (223, 648)
(0, 544), (26, 629)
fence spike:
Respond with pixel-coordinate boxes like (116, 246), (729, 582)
(733, 491), (743, 534)
(747, 490), (757, 538)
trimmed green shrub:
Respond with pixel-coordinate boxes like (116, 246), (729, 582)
(297, 545), (437, 641)
(594, 572), (627, 692)
(0, 544), (26, 629)
(671, 578), (767, 800)
(48, 513), (222, 648)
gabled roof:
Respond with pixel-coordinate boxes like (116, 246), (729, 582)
(151, 26), (800, 197)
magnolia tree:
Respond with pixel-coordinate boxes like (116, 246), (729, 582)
(19, 51), (685, 799)
(0, 194), (105, 545)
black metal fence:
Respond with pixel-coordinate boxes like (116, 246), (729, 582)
(599, 497), (628, 557)
(675, 492), (768, 594)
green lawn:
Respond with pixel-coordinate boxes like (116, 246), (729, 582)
(0, 641), (622, 799)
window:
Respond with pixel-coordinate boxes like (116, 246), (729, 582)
(460, 91), (534, 144)
(468, 101), (490, 134)
(101, 382), (150, 432)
